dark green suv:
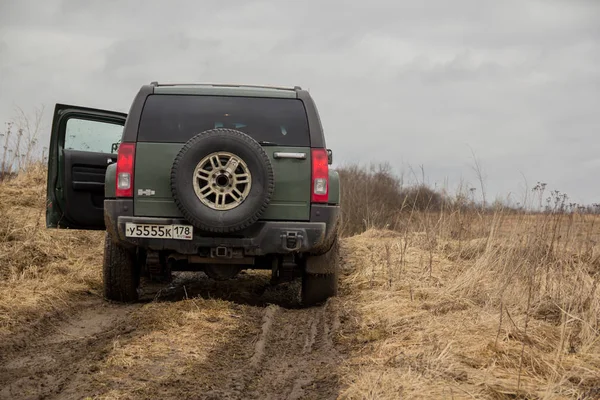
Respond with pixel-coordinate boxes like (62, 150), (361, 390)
(46, 82), (341, 306)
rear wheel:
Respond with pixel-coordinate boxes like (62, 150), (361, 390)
(301, 239), (340, 306)
(103, 232), (139, 302)
(301, 271), (338, 307)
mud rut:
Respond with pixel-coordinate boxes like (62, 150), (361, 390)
(0, 272), (347, 400)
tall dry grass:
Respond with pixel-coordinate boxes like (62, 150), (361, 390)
(337, 194), (600, 398)
(0, 163), (104, 341)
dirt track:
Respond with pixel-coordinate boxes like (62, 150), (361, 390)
(2, 229), (599, 399)
(0, 272), (347, 400)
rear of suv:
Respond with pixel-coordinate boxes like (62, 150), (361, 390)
(46, 82), (341, 306)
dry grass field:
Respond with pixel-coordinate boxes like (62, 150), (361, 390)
(0, 166), (599, 399)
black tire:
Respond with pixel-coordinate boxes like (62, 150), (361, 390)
(170, 128), (275, 233)
(301, 271), (338, 307)
(103, 232), (139, 302)
(301, 239), (340, 306)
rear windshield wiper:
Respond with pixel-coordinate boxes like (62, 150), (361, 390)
(258, 141), (280, 146)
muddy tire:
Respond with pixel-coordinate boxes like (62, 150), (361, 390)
(301, 239), (339, 306)
(170, 128), (275, 233)
(103, 232), (139, 302)
(301, 271), (338, 307)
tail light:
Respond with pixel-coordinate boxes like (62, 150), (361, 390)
(311, 148), (329, 203)
(116, 142), (135, 197)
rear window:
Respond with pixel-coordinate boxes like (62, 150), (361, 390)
(137, 95), (310, 146)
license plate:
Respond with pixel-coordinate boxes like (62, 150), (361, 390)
(125, 223), (193, 240)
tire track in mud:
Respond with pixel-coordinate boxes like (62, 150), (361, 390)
(200, 298), (344, 400)
(249, 304), (278, 368)
(0, 298), (139, 400)
(0, 274), (348, 400)
(243, 300), (343, 400)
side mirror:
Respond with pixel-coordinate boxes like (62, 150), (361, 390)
(327, 149), (333, 165)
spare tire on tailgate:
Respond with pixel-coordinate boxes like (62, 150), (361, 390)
(170, 128), (275, 233)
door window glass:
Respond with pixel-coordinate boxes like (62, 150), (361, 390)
(64, 118), (123, 153)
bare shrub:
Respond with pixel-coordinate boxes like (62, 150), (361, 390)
(0, 106), (45, 182)
(337, 163), (453, 237)
(401, 185), (445, 212)
(337, 163), (405, 236)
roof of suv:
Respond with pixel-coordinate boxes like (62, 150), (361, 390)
(150, 82), (303, 99)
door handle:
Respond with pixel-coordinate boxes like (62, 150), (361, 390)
(273, 152), (306, 160)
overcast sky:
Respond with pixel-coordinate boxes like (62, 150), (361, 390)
(1, 0), (599, 205)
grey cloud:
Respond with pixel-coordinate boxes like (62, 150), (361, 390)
(270, 30), (363, 55)
(0, 0), (599, 203)
(396, 52), (507, 84)
(103, 33), (220, 72)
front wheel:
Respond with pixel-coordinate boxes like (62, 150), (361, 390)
(103, 232), (139, 302)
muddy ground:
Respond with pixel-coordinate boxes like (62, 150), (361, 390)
(2, 231), (599, 400)
(0, 271), (350, 400)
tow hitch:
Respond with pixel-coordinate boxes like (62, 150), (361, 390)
(281, 231), (303, 251)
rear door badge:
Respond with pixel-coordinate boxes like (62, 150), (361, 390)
(138, 189), (156, 196)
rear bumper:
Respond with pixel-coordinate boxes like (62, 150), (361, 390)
(104, 199), (339, 256)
